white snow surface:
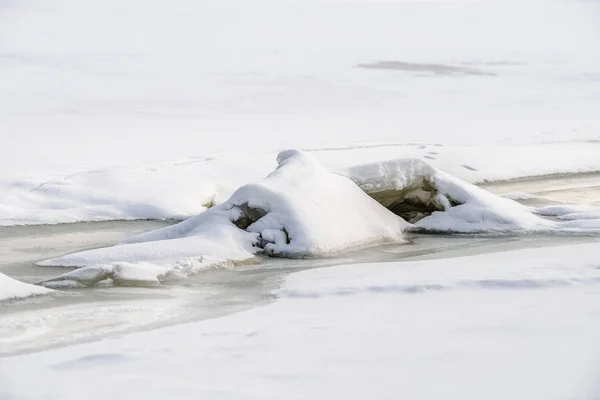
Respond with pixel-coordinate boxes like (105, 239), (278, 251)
(1, 0), (600, 226)
(35, 152), (600, 287)
(0, 272), (52, 302)
(2, 143), (600, 226)
(3, 243), (600, 400)
(38, 150), (407, 285)
(226, 149), (408, 256)
(2, 1), (600, 396)
(347, 157), (553, 232)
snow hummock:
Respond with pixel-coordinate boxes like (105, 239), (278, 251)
(39, 150), (407, 286)
(0, 272), (52, 301)
(346, 158), (553, 232)
(347, 158), (600, 233)
(37, 151), (600, 287)
(225, 149), (408, 256)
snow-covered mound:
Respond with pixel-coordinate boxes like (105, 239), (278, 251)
(38, 151), (600, 287)
(38, 150), (407, 286)
(344, 158), (596, 233)
(0, 273), (52, 301)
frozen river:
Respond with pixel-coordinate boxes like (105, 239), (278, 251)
(1, 173), (599, 356)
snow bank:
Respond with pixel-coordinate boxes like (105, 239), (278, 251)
(2, 143), (600, 227)
(39, 150), (407, 286)
(346, 158), (553, 232)
(38, 151), (600, 286)
(346, 158), (600, 233)
(0, 272), (52, 301)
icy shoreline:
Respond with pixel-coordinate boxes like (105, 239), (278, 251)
(3, 241), (600, 400)
(28, 150), (600, 289)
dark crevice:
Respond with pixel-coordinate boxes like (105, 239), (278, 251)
(232, 203), (267, 230)
(282, 227), (291, 244)
(231, 203), (292, 253)
(365, 178), (462, 223)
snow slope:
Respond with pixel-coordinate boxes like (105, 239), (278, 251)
(0, 273), (52, 302)
(3, 243), (600, 400)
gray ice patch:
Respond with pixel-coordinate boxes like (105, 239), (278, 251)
(356, 61), (496, 76)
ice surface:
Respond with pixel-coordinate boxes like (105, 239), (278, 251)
(4, 242), (600, 400)
(0, 272), (52, 301)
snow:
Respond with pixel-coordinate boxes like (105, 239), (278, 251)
(2, 143), (600, 226)
(1, 0), (600, 226)
(36, 150), (600, 287)
(0, 273), (52, 302)
(1, 0), (600, 397)
(3, 243), (600, 400)
(228, 149), (407, 256)
(38, 150), (407, 286)
(280, 243), (600, 297)
(346, 157), (547, 231)
(342, 157), (600, 234)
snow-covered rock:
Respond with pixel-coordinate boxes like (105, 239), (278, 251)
(39, 150), (407, 286)
(38, 151), (600, 287)
(347, 158), (557, 232)
(225, 149), (408, 256)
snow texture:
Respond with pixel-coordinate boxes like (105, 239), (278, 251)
(1, 0), (600, 227)
(38, 151), (600, 287)
(0, 273), (52, 301)
(2, 143), (600, 226)
(346, 158), (600, 233)
(4, 243), (600, 400)
(39, 150), (407, 286)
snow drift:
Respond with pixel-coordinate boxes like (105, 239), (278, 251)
(38, 150), (600, 287)
(0, 272), (52, 301)
(38, 150), (407, 286)
(345, 158), (554, 232)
